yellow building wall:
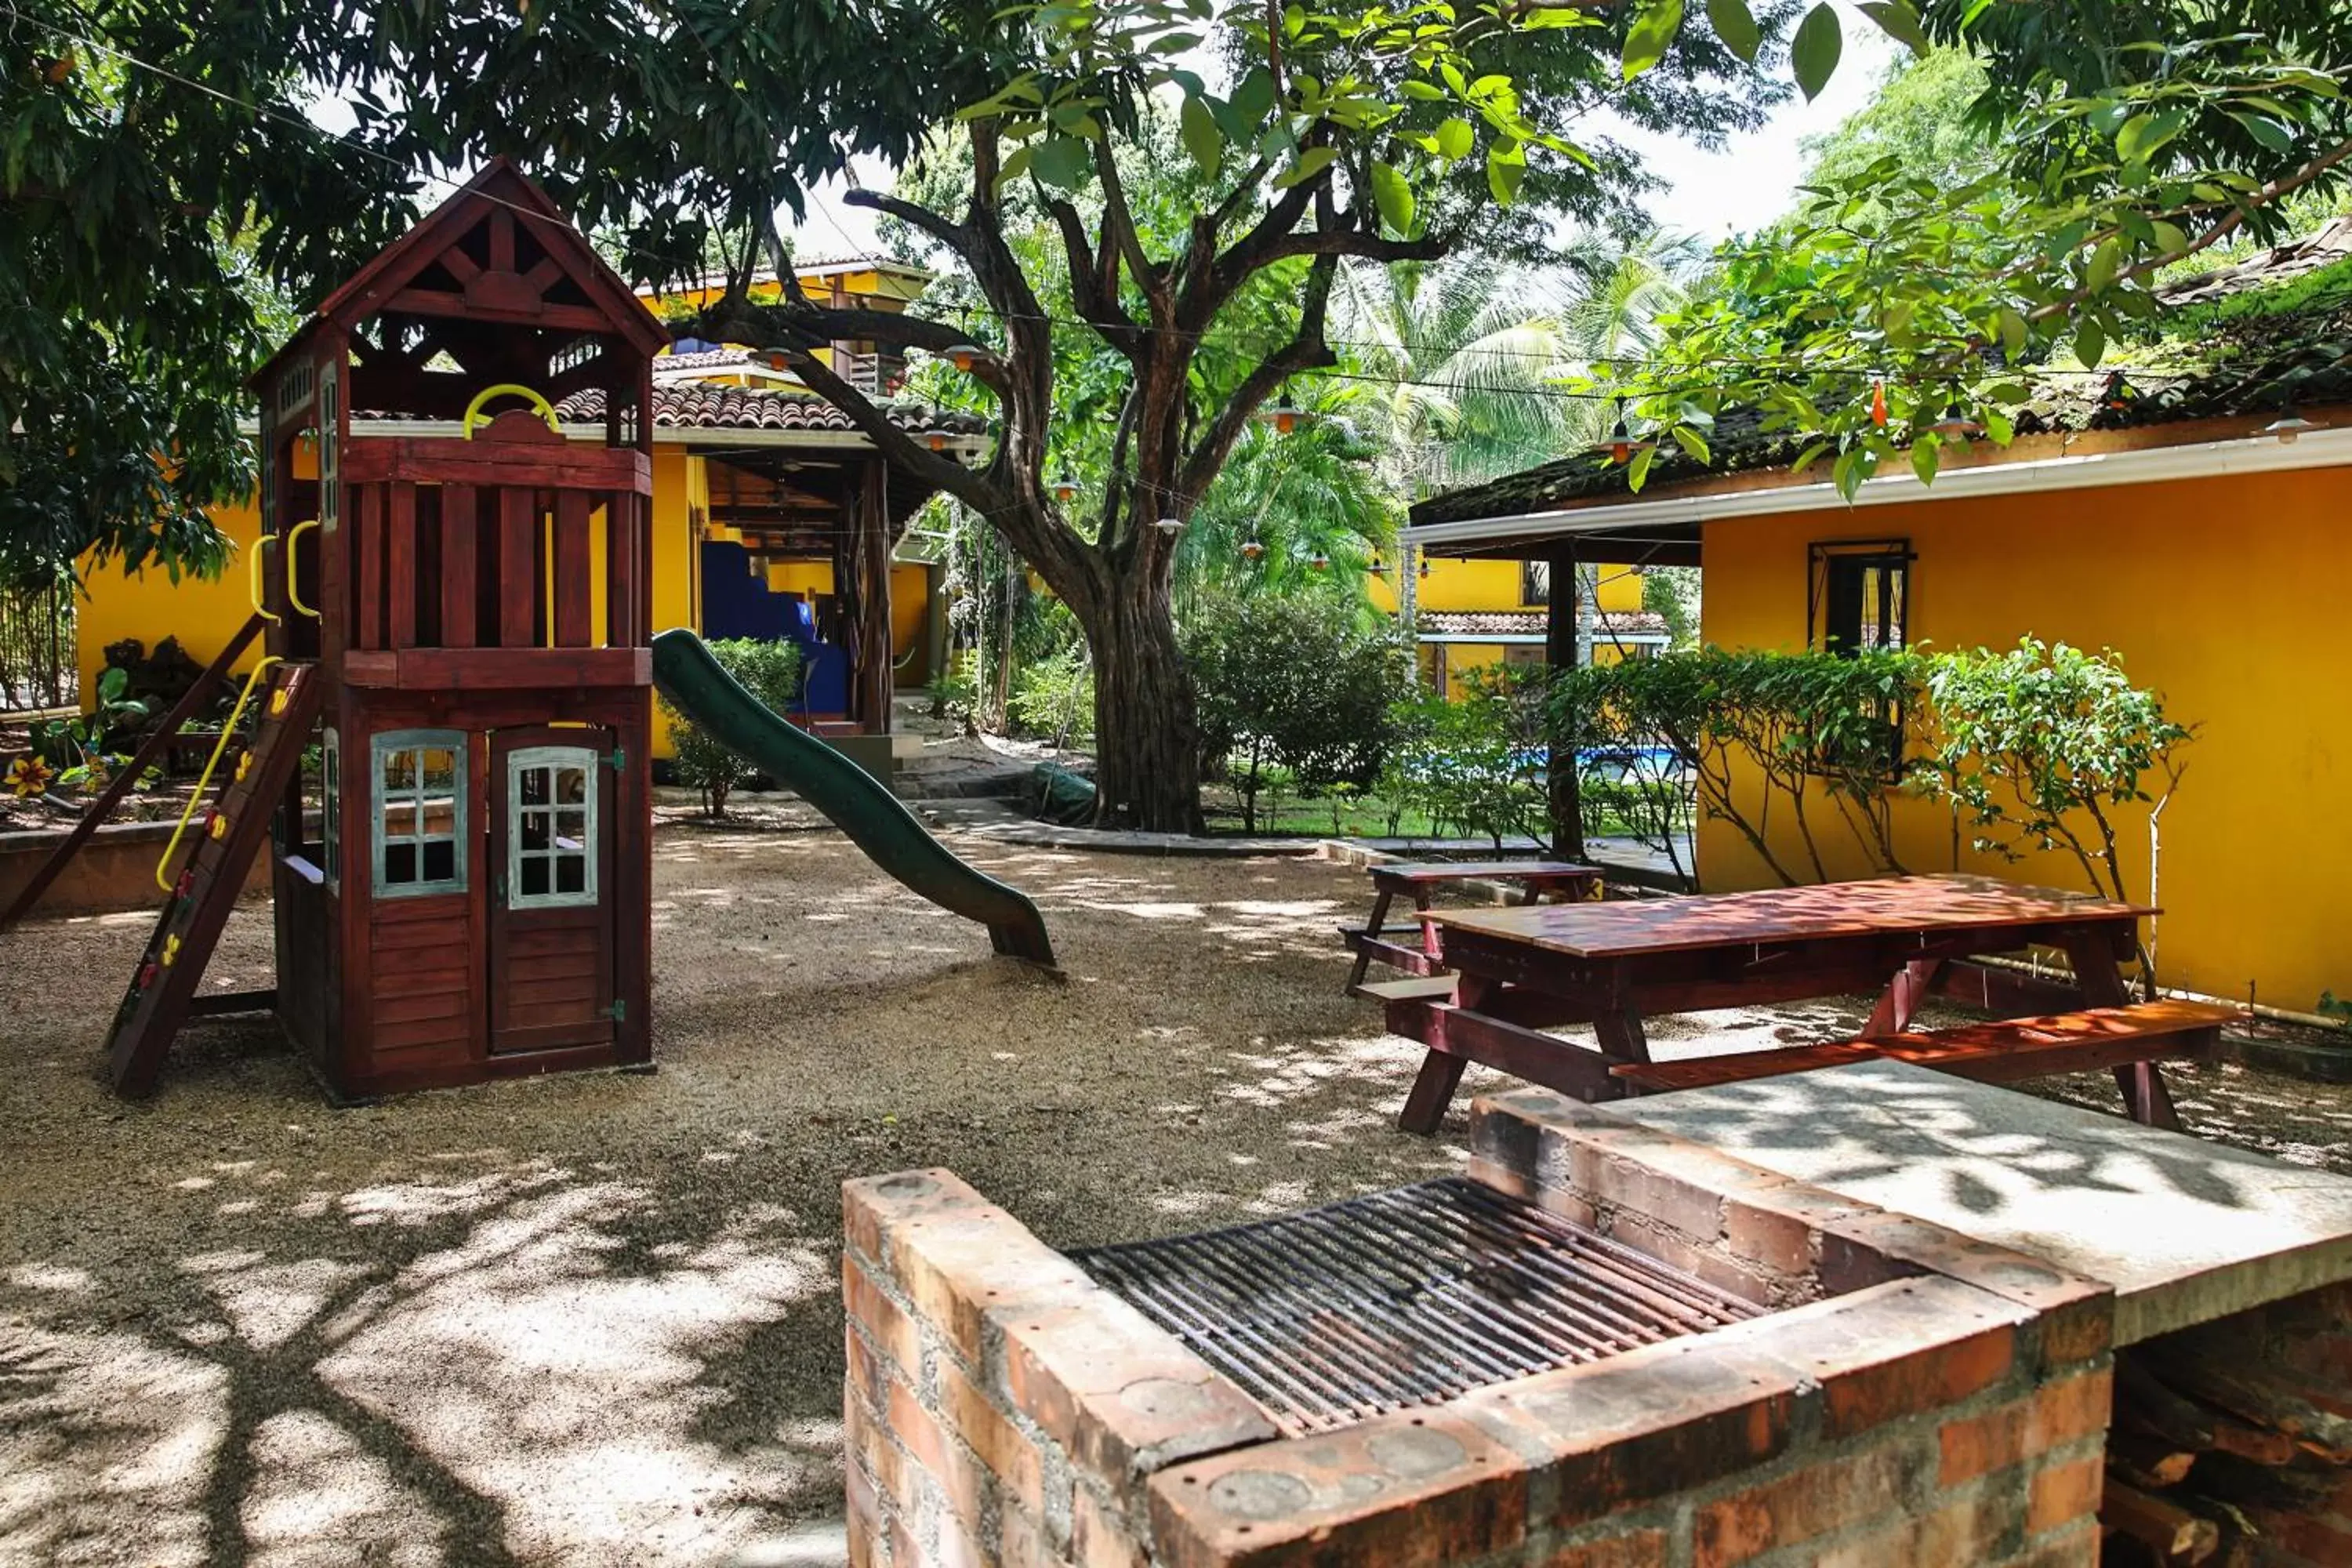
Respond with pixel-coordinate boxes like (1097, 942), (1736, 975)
(1697, 463), (2352, 1011)
(1369, 556), (1646, 616)
(76, 492), (272, 700)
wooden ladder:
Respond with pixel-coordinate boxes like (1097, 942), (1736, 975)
(103, 661), (324, 1098)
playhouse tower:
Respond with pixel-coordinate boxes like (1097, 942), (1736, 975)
(105, 163), (670, 1098)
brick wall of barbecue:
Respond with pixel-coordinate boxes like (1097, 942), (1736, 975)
(842, 1170), (1277, 1568)
(1367, 1088), (2118, 1568)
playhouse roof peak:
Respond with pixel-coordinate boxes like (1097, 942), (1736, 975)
(256, 158), (669, 389)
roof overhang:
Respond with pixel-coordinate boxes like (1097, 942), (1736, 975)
(328, 416), (988, 460)
(1406, 422), (2352, 557)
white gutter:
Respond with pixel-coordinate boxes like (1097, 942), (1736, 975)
(1406, 424), (2352, 550)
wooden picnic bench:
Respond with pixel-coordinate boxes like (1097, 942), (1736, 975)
(1380, 874), (2176, 1134)
(1342, 859), (1600, 996)
(1610, 1000), (2236, 1122)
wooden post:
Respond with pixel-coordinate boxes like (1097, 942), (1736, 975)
(854, 459), (895, 734)
(1546, 547), (1588, 862)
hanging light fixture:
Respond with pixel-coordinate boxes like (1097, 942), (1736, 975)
(942, 343), (989, 372)
(2264, 407), (2320, 443)
(1155, 515), (1185, 535)
(2100, 370), (2137, 413)
(1258, 394), (1306, 434)
(1869, 378), (1890, 429)
(1309, 551), (1330, 572)
(1926, 402), (1984, 439)
(927, 432), (949, 452)
(1049, 473), (1080, 503)
(1367, 550), (1387, 577)
(1589, 399), (1653, 465)
(1240, 537), (1266, 561)
(1417, 556), (1432, 579)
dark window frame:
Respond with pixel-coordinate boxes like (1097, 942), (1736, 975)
(1807, 539), (1914, 655)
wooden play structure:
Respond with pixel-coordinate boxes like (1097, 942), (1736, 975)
(96, 162), (669, 1098)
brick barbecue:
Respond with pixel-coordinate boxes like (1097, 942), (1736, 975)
(843, 1085), (2122, 1567)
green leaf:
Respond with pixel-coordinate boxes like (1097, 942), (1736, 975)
(1790, 2), (1842, 103)
(1485, 141), (1526, 204)
(1706, 0), (1760, 64)
(1029, 135), (1091, 190)
(2228, 111), (2295, 154)
(1910, 437), (1940, 485)
(1273, 145), (1340, 189)
(1857, 0), (1927, 55)
(1984, 408), (2015, 445)
(1400, 78), (1446, 101)
(1434, 117), (1474, 160)
(2085, 236), (2122, 292)
(991, 144), (1034, 193)
(1369, 160), (1416, 234)
(1178, 93), (1223, 178)
(1627, 443), (1657, 492)
(1231, 66), (1276, 129)
(1670, 425), (1711, 464)
(1997, 306), (2028, 359)
(2074, 319), (2106, 368)
(1791, 439), (1831, 474)
(2115, 110), (2184, 165)
(1621, 0), (1684, 81)
(1882, 300), (1915, 349)
(2149, 219), (2189, 258)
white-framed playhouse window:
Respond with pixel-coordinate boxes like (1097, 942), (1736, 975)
(506, 745), (597, 907)
(372, 729), (466, 896)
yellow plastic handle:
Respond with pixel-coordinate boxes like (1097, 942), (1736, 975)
(461, 383), (561, 439)
(249, 536), (281, 625)
(157, 656), (281, 891)
(285, 520), (319, 618)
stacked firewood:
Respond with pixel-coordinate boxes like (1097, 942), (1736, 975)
(2103, 1323), (2352, 1566)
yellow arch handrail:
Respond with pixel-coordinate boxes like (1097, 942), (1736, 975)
(462, 383), (561, 439)
(285, 520), (320, 618)
(249, 535), (281, 625)
(156, 656), (280, 891)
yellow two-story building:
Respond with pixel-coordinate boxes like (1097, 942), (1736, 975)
(1367, 554), (1666, 698)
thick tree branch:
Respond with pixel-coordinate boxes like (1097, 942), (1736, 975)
(783, 344), (1001, 514)
(1176, 251), (1340, 500)
(1041, 193), (1145, 358)
(1094, 143), (1169, 324)
(840, 187), (982, 272)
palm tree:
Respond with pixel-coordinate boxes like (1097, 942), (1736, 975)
(1338, 234), (1706, 500)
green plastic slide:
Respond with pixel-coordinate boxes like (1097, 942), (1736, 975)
(651, 628), (1057, 967)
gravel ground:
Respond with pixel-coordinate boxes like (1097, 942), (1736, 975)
(4, 820), (2350, 1566)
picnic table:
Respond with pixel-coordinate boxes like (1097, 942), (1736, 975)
(1341, 859), (1600, 996)
(1380, 873), (2164, 1135)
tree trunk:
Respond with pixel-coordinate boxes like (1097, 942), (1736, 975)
(1083, 572), (1203, 833)
(1546, 550), (1588, 862)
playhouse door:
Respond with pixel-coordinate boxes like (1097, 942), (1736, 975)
(488, 728), (616, 1054)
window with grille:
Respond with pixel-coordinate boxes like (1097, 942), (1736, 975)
(506, 746), (598, 906)
(372, 730), (466, 895)
(1809, 540), (1913, 655)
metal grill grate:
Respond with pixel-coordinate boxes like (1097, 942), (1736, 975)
(1073, 1178), (1766, 1436)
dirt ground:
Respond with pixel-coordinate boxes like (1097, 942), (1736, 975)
(4, 821), (2350, 1566)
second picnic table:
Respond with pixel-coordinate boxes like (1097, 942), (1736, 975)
(1378, 873), (2161, 1134)
(1341, 858), (1601, 996)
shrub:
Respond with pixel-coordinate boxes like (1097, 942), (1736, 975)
(659, 637), (803, 816)
(1380, 681), (1547, 850)
(1186, 592), (1406, 832)
(1008, 644), (1095, 746)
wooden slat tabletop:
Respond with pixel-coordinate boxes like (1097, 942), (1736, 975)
(1428, 875), (2152, 960)
(1371, 860), (1598, 884)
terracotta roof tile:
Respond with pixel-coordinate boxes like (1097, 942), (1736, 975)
(1418, 609), (1670, 637)
(557, 383), (985, 438)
